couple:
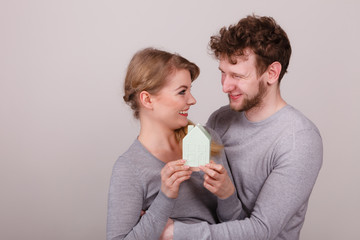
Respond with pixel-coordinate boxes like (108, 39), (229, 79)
(107, 15), (323, 240)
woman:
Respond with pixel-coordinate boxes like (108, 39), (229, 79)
(107, 48), (236, 240)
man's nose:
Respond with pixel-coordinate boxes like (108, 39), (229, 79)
(222, 76), (235, 93)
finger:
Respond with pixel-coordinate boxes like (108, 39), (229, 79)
(163, 174), (191, 195)
(205, 162), (225, 174)
(162, 160), (187, 175)
(165, 164), (190, 174)
(189, 166), (200, 172)
(162, 162), (190, 178)
(199, 166), (219, 179)
(165, 169), (192, 186)
(203, 180), (217, 194)
(168, 159), (187, 167)
(204, 174), (224, 189)
(171, 175), (191, 189)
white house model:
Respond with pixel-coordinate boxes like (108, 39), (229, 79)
(182, 124), (211, 167)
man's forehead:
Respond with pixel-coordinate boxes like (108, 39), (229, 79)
(220, 49), (254, 64)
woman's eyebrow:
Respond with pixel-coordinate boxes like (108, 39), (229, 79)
(174, 85), (188, 91)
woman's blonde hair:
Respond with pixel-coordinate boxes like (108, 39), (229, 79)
(123, 47), (222, 156)
(123, 47), (200, 118)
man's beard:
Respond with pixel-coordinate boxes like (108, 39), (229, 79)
(230, 80), (267, 112)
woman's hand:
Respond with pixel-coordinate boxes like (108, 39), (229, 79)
(161, 159), (192, 199)
(199, 161), (235, 199)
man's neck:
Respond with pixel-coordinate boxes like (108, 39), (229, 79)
(245, 94), (287, 122)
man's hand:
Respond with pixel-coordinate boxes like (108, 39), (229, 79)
(159, 218), (174, 240)
(199, 161), (235, 199)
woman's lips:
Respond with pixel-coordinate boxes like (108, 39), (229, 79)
(179, 109), (189, 117)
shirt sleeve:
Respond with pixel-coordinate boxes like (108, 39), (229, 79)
(107, 158), (176, 240)
(206, 122), (247, 222)
(216, 191), (247, 222)
(174, 129), (323, 240)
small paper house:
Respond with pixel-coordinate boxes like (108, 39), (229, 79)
(182, 124), (211, 167)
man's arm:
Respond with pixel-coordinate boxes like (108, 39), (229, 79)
(172, 129), (323, 240)
(204, 126), (247, 222)
(199, 162), (246, 222)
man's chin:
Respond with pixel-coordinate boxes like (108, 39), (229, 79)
(229, 102), (244, 112)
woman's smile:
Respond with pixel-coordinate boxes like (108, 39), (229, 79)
(179, 109), (189, 117)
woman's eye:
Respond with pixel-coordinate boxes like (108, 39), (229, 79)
(179, 90), (186, 95)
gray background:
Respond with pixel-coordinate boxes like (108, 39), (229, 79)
(1, 0), (359, 239)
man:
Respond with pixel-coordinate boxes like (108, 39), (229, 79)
(162, 15), (323, 240)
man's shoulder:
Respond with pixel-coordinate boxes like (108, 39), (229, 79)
(207, 105), (236, 124)
(285, 106), (320, 130)
(211, 105), (233, 116)
(206, 105), (239, 137)
(277, 105), (322, 140)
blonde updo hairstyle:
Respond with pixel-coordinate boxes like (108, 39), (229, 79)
(123, 47), (222, 156)
(123, 47), (199, 119)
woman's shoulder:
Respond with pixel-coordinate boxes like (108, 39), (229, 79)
(112, 140), (146, 173)
(112, 139), (164, 179)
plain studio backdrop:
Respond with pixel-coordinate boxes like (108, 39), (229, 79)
(1, 0), (359, 239)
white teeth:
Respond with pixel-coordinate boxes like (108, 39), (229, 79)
(179, 110), (188, 114)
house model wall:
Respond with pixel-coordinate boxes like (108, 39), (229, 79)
(182, 124), (211, 167)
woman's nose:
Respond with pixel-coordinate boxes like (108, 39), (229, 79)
(188, 92), (197, 105)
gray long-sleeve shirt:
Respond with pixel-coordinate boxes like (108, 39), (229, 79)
(107, 129), (231, 240)
(174, 105), (323, 240)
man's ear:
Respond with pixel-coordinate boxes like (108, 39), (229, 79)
(139, 91), (153, 110)
(267, 61), (282, 85)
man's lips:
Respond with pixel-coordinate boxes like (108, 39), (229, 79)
(229, 94), (242, 100)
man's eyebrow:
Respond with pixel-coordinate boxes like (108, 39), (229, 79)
(218, 67), (246, 77)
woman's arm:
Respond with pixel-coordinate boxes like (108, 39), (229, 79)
(107, 158), (191, 240)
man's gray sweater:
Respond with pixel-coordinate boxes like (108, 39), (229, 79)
(174, 105), (323, 240)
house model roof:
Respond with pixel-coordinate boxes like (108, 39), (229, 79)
(182, 124), (211, 167)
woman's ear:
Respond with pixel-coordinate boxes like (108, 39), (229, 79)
(139, 91), (153, 110)
(267, 61), (282, 85)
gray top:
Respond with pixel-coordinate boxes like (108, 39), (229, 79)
(174, 105), (323, 240)
(107, 128), (232, 240)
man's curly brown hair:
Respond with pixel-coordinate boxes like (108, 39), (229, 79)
(210, 15), (292, 83)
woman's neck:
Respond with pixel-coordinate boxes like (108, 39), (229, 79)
(138, 121), (182, 163)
